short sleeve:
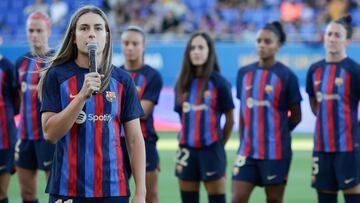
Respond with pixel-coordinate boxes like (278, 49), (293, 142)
(218, 79), (235, 113)
(141, 71), (163, 104)
(306, 66), (315, 97)
(3, 58), (18, 103)
(121, 77), (144, 123)
(14, 57), (22, 90)
(173, 84), (182, 114)
(236, 68), (245, 99)
(286, 72), (302, 108)
(41, 68), (62, 113)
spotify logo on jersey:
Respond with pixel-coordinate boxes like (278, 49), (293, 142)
(75, 111), (113, 124)
(75, 111), (87, 124)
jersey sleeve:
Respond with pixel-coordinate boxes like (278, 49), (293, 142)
(286, 72), (302, 108)
(141, 71), (163, 104)
(41, 68), (62, 113)
(173, 84), (182, 114)
(306, 65), (315, 97)
(121, 77), (145, 123)
(236, 68), (244, 99)
(3, 58), (18, 104)
(14, 57), (22, 91)
(218, 79), (235, 113)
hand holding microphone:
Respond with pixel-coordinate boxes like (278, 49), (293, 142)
(79, 40), (102, 99)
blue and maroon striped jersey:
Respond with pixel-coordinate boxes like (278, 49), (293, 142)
(120, 65), (163, 143)
(15, 52), (53, 140)
(306, 57), (360, 153)
(236, 62), (302, 160)
(41, 61), (144, 198)
(175, 71), (234, 148)
(0, 56), (17, 150)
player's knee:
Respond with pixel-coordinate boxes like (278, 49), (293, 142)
(232, 192), (248, 203)
(146, 189), (159, 203)
(20, 187), (37, 200)
(266, 194), (283, 203)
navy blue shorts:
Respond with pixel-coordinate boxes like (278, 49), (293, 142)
(0, 148), (15, 175)
(145, 141), (160, 172)
(49, 194), (129, 203)
(311, 151), (360, 190)
(15, 139), (55, 170)
(232, 155), (291, 186)
(120, 137), (131, 177)
(175, 141), (226, 181)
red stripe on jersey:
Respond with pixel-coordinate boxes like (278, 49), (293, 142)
(19, 59), (29, 140)
(314, 68), (323, 151)
(116, 82), (127, 195)
(326, 65), (336, 152)
(0, 72), (8, 148)
(30, 59), (40, 140)
(180, 94), (186, 145)
(94, 94), (104, 197)
(194, 80), (202, 148)
(210, 87), (218, 143)
(140, 120), (148, 138)
(257, 71), (268, 159)
(138, 78), (147, 99)
(19, 59), (29, 87)
(273, 79), (282, 159)
(343, 72), (353, 151)
(68, 76), (78, 196)
(244, 72), (254, 156)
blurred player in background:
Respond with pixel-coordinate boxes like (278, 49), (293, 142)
(174, 32), (234, 203)
(39, 5), (146, 203)
(120, 25), (163, 203)
(14, 12), (55, 203)
(0, 39), (19, 203)
(306, 15), (360, 203)
(232, 21), (302, 203)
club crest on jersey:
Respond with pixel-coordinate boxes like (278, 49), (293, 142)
(335, 77), (343, 86)
(203, 90), (210, 98)
(265, 85), (273, 94)
(136, 86), (142, 92)
(105, 91), (116, 102)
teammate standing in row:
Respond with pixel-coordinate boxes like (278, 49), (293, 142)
(306, 15), (360, 203)
(174, 32), (234, 203)
(14, 12), (55, 203)
(0, 52), (18, 203)
(39, 5), (146, 203)
(120, 25), (163, 203)
(232, 21), (302, 203)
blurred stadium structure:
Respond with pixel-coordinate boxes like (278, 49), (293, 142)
(1, 0), (360, 43)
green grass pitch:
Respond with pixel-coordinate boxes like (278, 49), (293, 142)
(7, 133), (346, 202)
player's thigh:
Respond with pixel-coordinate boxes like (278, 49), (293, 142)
(146, 170), (159, 194)
(34, 139), (55, 171)
(145, 141), (160, 172)
(178, 179), (201, 192)
(15, 139), (37, 170)
(336, 151), (360, 192)
(232, 155), (261, 186)
(199, 142), (226, 181)
(259, 158), (291, 186)
(0, 173), (11, 197)
(175, 146), (201, 181)
(311, 152), (338, 191)
(231, 180), (256, 203)
(204, 176), (226, 194)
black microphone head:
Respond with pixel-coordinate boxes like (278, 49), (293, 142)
(87, 40), (97, 51)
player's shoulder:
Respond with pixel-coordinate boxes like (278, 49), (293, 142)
(0, 56), (14, 71)
(238, 62), (256, 75)
(143, 64), (162, 78)
(273, 61), (297, 77)
(210, 71), (230, 87)
(112, 65), (133, 83)
(308, 59), (326, 72)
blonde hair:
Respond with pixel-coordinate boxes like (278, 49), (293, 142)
(38, 5), (113, 99)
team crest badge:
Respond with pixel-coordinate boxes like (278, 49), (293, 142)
(203, 90), (210, 98)
(335, 77), (343, 86)
(105, 91), (116, 102)
(136, 86), (142, 92)
(265, 85), (273, 94)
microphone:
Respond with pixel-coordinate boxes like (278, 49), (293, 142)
(87, 40), (97, 73)
(86, 40), (98, 95)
